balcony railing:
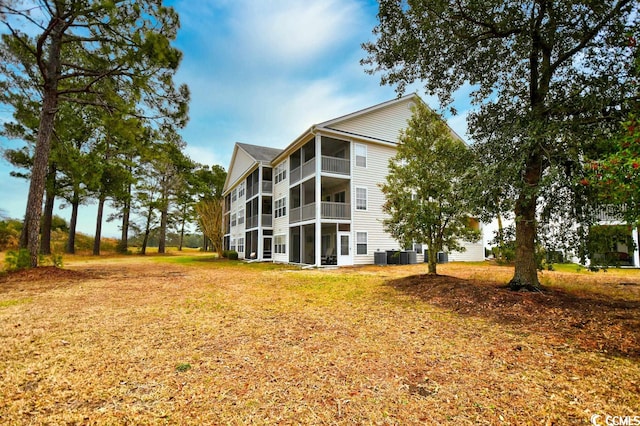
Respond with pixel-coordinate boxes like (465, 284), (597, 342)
(262, 214), (273, 227)
(596, 205), (626, 222)
(321, 156), (350, 175)
(246, 215), (258, 229)
(289, 203), (316, 224)
(262, 181), (273, 194)
(290, 157), (316, 185)
(321, 202), (350, 220)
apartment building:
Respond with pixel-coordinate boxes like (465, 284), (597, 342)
(222, 94), (485, 266)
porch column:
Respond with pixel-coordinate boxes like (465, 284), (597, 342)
(633, 227), (639, 267)
(257, 165), (263, 260)
(315, 133), (322, 266)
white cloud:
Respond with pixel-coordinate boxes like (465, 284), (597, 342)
(229, 0), (362, 66)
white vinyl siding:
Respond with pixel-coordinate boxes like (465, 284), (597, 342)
(448, 242), (485, 262)
(352, 142), (399, 265)
(327, 98), (416, 144)
(225, 148), (255, 193)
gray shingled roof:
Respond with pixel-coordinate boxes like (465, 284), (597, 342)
(237, 142), (283, 163)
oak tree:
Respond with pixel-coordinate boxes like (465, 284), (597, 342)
(364, 0), (639, 289)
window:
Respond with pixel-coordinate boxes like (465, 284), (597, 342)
(275, 161), (287, 184)
(355, 144), (367, 167)
(237, 237), (244, 254)
(356, 232), (367, 255)
(275, 197), (287, 218)
(274, 235), (286, 254)
(238, 209), (244, 225)
(232, 188), (237, 202)
(355, 187), (367, 210)
(238, 182), (245, 198)
(231, 213), (237, 227)
(230, 238), (236, 252)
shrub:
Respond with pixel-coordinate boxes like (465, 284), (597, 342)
(227, 250), (238, 260)
(39, 253), (63, 268)
(5, 249), (30, 271)
(0, 219), (22, 251)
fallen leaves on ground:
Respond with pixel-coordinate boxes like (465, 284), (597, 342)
(0, 258), (638, 425)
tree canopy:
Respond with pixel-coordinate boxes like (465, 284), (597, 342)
(0, 0), (189, 266)
(381, 102), (480, 274)
(364, 0), (639, 289)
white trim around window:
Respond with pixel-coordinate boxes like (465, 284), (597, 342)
(355, 143), (367, 168)
(355, 186), (367, 211)
(356, 232), (367, 255)
(274, 234), (286, 254)
(275, 197), (287, 218)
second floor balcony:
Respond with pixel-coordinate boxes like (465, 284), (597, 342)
(290, 155), (350, 185)
(289, 202), (351, 224)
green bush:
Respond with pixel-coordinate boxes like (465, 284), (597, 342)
(0, 219), (22, 251)
(5, 249), (30, 271)
(222, 249), (239, 259)
(39, 253), (63, 268)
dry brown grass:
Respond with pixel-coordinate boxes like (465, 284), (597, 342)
(0, 256), (639, 425)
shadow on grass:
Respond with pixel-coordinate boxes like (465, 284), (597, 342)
(387, 274), (640, 360)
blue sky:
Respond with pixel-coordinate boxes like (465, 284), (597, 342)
(0, 0), (473, 238)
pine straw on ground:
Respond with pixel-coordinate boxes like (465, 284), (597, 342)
(0, 258), (639, 425)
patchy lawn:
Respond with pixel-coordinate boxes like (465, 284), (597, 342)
(0, 257), (638, 425)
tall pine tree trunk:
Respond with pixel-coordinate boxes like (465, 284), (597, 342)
(22, 86), (59, 266)
(93, 194), (106, 256)
(117, 171), (132, 254)
(20, 17), (64, 267)
(140, 205), (154, 255)
(40, 163), (57, 255)
(117, 200), (130, 254)
(158, 204), (167, 254)
(178, 217), (186, 251)
(40, 186), (55, 255)
(66, 193), (79, 254)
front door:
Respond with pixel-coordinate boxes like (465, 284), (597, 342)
(337, 232), (352, 266)
(263, 237), (272, 259)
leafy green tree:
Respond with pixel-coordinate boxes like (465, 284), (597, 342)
(586, 35), (640, 221)
(381, 103), (480, 274)
(364, 0), (639, 289)
(0, 0), (187, 267)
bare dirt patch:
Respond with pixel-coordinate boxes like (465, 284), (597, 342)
(388, 274), (640, 359)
